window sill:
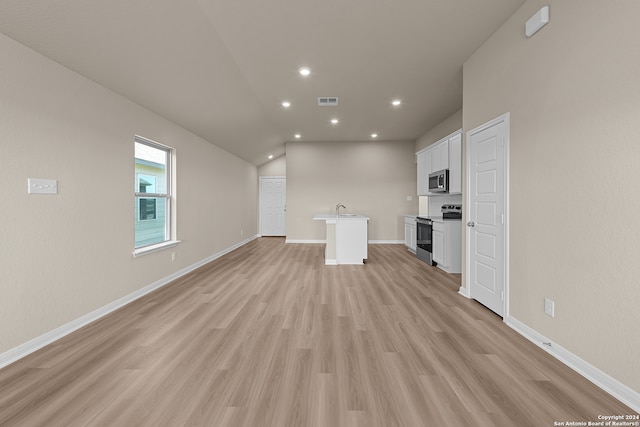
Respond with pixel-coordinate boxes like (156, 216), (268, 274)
(133, 240), (181, 258)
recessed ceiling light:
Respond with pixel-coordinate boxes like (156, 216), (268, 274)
(268, 155), (274, 159)
(331, 118), (339, 125)
(281, 101), (291, 108)
(294, 134), (301, 139)
(392, 99), (402, 107)
(371, 133), (378, 138)
(299, 67), (311, 76)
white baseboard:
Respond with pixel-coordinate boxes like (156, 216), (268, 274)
(458, 286), (470, 298)
(506, 316), (640, 413)
(0, 234), (259, 370)
(285, 239), (404, 245)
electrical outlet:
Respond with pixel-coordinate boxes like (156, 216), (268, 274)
(544, 298), (555, 317)
(406, 196), (413, 201)
(28, 178), (58, 194)
(240, 229), (244, 236)
(171, 252), (176, 262)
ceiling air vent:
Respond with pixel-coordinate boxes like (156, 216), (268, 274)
(318, 97), (338, 107)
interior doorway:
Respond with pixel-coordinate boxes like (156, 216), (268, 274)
(259, 176), (286, 236)
(465, 113), (509, 317)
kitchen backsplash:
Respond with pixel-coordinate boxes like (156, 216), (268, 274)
(427, 194), (463, 217)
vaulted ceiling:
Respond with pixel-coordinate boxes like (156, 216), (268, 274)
(0, 0), (525, 165)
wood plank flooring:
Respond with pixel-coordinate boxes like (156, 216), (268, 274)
(0, 238), (635, 426)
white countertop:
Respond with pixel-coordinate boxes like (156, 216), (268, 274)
(313, 213), (370, 221)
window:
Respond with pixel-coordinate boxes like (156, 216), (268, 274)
(134, 136), (173, 251)
(139, 198), (156, 220)
(137, 174), (157, 220)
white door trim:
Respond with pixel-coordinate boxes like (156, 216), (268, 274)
(259, 176), (286, 236)
(464, 112), (510, 319)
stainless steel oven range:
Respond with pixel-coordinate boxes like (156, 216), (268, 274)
(416, 216), (434, 266)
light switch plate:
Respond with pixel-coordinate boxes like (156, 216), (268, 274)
(28, 178), (58, 195)
(544, 298), (555, 317)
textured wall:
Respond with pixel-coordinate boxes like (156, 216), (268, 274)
(463, 0), (640, 392)
(0, 33), (257, 354)
(286, 140), (418, 242)
(415, 109), (462, 153)
(257, 154), (286, 177)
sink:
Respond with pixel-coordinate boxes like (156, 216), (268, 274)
(340, 213), (359, 217)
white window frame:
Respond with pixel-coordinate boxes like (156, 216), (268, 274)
(133, 135), (179, 257)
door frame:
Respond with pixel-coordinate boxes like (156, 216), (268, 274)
(464, 113), (510, 319)
(259, 176), (286, 236)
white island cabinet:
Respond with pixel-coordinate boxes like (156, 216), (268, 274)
(313, 214), (369, 265)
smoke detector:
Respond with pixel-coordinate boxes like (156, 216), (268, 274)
(318, 97), (338, 107)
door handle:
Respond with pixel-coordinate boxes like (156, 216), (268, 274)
(467, 221), (475, 227)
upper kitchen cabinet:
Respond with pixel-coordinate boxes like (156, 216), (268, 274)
(416, 149), (431, 196)
(431, 140), (449, 173)
(448, 132), (462, 194)
(416, 129), (462, 196)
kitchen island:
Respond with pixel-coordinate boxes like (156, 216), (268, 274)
(313, 213), (369, 265)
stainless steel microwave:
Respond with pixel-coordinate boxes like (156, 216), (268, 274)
(428, 169), (449, 193)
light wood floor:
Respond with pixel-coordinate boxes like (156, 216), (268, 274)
(0, 238), (635, 426)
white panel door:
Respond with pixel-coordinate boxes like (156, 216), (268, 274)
(467, 115), (507, 317)
(260, 177), (286, 236)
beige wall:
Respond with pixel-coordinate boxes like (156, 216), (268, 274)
(286, 140), (418, 241)
(257, 154), (286, 177)
(415, 109), (462, 152)
(0, 33), (257, 354)
(463, 0), (640, 392)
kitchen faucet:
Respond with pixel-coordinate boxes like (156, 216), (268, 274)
(336, 203), (346, 216)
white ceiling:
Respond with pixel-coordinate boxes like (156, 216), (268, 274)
(0, 0), (525, 165)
